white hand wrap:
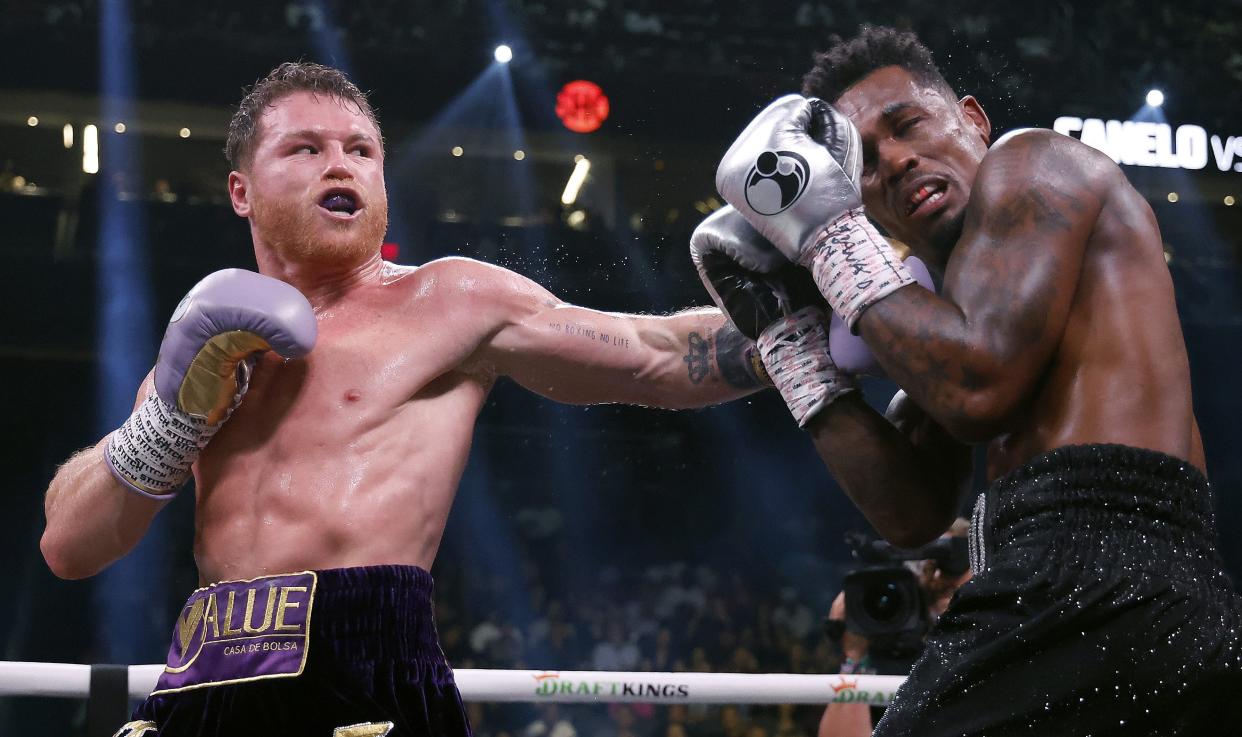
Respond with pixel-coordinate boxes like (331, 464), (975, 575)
(756, 306), (857, 427)
(105, 394), (221, 498)
(104, 362), (250, 499)
(801, 208), (916, 331)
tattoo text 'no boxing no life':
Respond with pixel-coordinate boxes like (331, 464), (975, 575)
(548, 321), (632, 349)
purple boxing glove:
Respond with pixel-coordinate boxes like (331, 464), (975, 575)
(827, 255), (935, 376)
(105, 269), (317, 498)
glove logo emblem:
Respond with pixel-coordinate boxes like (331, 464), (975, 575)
(744, 150), (809, 215)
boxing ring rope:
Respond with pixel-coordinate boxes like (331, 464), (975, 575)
(0, 661), (904, 705)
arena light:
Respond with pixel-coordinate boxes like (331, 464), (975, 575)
(513, 149), (525, 161)
(388, 55), (533, 251)
(26, 116), (38, 127)
(561, 156), (591, 205)
(494, 44), (513, 64)
(556, 80), (610, 134)
(1167, 192), (1179, 203)
(82, 124), (99, 174)
(63, 123), (73, 149)
(1146, 89), (1164, 107)
(179, 127), (191, 138)
(1226, 195), (1236, 207)
(114, 122), (126, 134)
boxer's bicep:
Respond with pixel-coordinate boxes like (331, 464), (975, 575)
(494, 301), (651, 403)
(947, 137), (1102, 399)
(860, 133), (1105, 437)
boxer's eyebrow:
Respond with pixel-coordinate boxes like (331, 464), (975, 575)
(277, 130), (318, 141)
(277, 130), (377, 145)
(343, 132), (378, 145)
(881, 102), (915, 120)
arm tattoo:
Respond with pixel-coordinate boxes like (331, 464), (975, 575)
(714, 323), (769, 389)
(983, 137), (1086, 237)
(680, 323), (769, 389)
(548, 321), (632, 349)
(985, 187), (1077, 235)
(683, 331), (712, 384)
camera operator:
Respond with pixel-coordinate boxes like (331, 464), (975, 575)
(818, 520), (971, 737)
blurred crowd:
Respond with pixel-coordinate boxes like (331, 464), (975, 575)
(433, 559), (839, 737)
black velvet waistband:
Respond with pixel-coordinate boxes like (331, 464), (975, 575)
(976, 444), (1225, 581)
(307, 565), (446, 666)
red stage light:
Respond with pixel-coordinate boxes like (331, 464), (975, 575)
(556, 80), (610, 134)
(381, 242), (400, 261)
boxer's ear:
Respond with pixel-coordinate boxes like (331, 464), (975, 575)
(958, 95), (992, 147)
(229, 171), (251, 218)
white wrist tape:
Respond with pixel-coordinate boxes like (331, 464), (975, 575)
(757, 307), (857, 427)
(104, 361), (249, 499)
(105, 393), (221, 498)
(801, 208), (916, 331)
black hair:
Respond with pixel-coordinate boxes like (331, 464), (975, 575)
(802, 25), (955, 103)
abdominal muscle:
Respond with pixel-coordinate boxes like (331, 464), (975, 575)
(189, 342), (490, 585)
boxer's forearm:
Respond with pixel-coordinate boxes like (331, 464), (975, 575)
(857, 285), (1031, 442)
(631, 310), (766, 408)
(501, 305), (766, 408)
(806, 393), (962, 548)
(41, 439), (166, 579)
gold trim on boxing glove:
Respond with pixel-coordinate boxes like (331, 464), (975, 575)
(112, 721), (158, 737)
(178, 331), (270, 424)
(335, 723), (395, 737)
(748, 346), (772, 386)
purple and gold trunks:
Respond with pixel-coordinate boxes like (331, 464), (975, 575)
(121, 565), (471, 737)
(154, 571), (316, 694)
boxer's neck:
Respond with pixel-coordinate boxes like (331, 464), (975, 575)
(257, 251), (385, 308)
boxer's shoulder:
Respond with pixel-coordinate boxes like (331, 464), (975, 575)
(371, 257), (557, 376)
(401, 256), (555, 316)
(406, 258), (561, 378)
(393, 257), (529, 293)
(980, 128), (1117, 193)
(968, 129), (1116, 232)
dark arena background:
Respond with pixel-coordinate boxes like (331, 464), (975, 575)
(3, 1), (1242, 735)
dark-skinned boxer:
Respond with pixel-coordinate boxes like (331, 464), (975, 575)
(703, 25), (1242, 736)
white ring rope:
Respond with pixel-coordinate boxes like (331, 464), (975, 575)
(0, 662), (905, 705)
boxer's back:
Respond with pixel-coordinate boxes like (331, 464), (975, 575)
(986, 162), (1203, 478)
(193, 260), (496, 583)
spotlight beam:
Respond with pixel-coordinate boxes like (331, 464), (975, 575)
(95, 0), (166, 667)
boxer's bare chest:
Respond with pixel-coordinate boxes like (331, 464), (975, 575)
(201, 275), (494, 465)
(983, 190), (1198, 478)
(191, 269), (499, 576)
